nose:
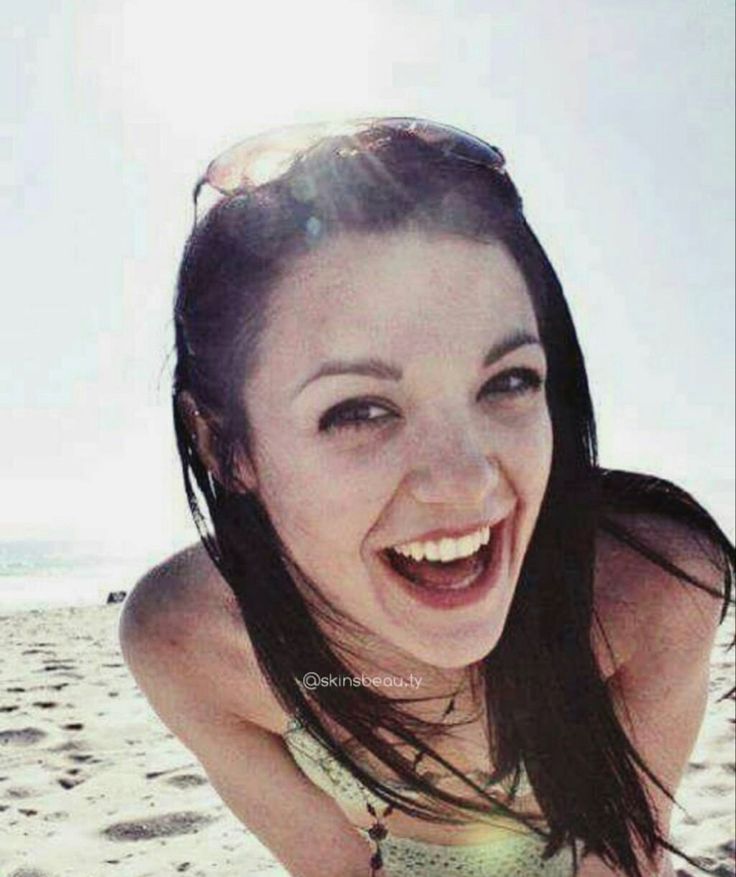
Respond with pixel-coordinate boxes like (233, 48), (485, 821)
(404, 422), (500, 507)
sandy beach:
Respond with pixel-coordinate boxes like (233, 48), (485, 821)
(1, 603), (733, 877)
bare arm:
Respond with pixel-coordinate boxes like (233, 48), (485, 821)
(580, 518), (724, 876)
(577, 855), (675, 877)
(118, 571), (381, 877)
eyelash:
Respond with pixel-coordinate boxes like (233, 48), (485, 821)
(317, 367), (545, 434)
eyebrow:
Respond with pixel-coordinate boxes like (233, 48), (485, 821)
(482, 330), (542, 367)
(293, 330), (542, 399)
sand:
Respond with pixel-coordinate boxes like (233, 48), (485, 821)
(0, 603), (733, 877)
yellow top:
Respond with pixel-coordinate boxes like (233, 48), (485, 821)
(283, 716), (580, 876)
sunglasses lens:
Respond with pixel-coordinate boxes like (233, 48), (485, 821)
(378, 118), (505, 170)
(197, 117), (506, 213)
(204, 120), (367, 193)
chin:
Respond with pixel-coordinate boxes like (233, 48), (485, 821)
(402, 619), (507, 670)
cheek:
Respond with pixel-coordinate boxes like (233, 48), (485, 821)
(501, 409), (553, 501)
(251, 431), (392, 556)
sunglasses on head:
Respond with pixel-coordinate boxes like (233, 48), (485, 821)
(192, 117), (507, 222)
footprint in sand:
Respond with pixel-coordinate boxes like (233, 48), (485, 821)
(6, 787), (36, 799)
(68, 753), (94, 763)
(0, 727), (46, 746)
(101, 811), (215, 841)
(50, 740), (80, 753)
(58, 775), (85, 790)
(165, 774), (208, 789)
(8, 869), (51, 877)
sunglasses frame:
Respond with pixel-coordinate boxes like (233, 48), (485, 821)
(192, 116), (507, 222)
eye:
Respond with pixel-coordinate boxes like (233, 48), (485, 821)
(318, 398), (397, 434)
(480, 367), (544, 399)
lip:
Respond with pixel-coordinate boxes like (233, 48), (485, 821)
(377, 516), (510, 610)
(386, 516), (507, 549)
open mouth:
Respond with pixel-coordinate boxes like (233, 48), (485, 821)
(380, 523), (500, 593)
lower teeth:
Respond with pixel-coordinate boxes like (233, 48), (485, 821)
(413, 567), (483, 591)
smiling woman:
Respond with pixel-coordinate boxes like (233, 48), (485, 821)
(119, 118), (734, 877)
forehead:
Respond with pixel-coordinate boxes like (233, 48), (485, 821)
(255, 230), (538, 379)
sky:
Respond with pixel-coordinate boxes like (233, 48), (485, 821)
(2, 0), (734, 562)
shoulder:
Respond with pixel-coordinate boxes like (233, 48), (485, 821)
(593, 510), (726, 679)
(123, 539), (235, 614)
(119, 543), (286, 732)
(120, 542), (242, 657)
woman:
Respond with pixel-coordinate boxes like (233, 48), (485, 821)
(120, 118), (734, 877)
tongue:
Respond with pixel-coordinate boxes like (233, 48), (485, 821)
(388, 550), (484, 588)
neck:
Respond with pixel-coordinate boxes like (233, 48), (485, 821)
(330, 623), (484, 721)
(291, 562), (485, 720)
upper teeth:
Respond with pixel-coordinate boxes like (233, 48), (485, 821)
(391, 526), (491, 563)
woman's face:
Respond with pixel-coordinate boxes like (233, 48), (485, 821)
(238, 230), (553, 670)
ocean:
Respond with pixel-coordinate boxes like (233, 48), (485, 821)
(0, 540), (152, 614)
